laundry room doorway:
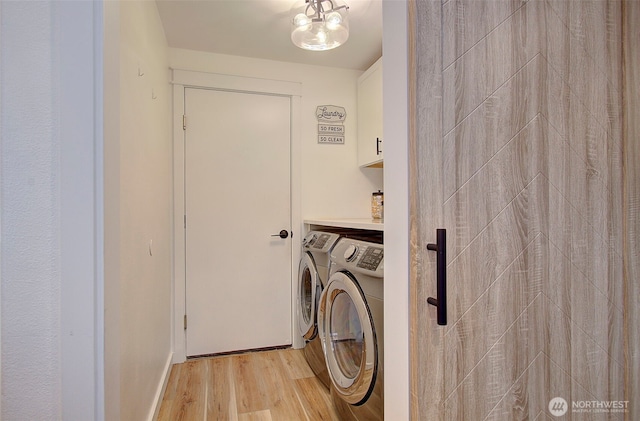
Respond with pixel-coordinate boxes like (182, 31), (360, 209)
(175, 73), (301, 358)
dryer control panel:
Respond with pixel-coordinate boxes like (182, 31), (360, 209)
(302, 231), (341, 253)
(330, 238), (384, 278)
(357, 246), (384, 271)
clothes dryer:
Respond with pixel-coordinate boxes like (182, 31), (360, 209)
(297, 230), (341, 388)
(318, 238), (384, 421)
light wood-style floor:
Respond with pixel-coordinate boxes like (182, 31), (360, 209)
(157, 348), (341, 421)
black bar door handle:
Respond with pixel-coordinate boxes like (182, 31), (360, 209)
(426, 229), (447, 325)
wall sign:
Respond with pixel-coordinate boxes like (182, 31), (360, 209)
(316, 105), (346, 144)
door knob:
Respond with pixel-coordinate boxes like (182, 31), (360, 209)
(271, 230), (289, 239)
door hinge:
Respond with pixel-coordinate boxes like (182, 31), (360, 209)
(183, 115), (187, 130)
(184, 215), (186, 229)
(184, 314), (187, 330)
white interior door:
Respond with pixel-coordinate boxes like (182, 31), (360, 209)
(184, 87), (292, 357)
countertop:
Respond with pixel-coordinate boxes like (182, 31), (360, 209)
(304, 218), (384, 231)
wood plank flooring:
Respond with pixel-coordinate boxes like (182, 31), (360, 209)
(157, 348), (340, 421)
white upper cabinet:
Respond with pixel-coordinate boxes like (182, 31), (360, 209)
(357, 57), (383, 168)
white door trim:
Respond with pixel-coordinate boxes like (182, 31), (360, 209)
(172, 69), (302, 96)
(171, 69), (302, 362)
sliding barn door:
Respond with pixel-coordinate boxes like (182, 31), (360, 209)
(410, 1), (627, 419)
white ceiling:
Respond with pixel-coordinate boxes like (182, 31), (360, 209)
(155, 0), (383, 71)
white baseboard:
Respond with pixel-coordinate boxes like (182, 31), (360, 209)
(148, 352), (174, 421)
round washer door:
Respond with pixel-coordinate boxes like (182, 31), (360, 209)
(318, 270), (377, 405)
(297, 252), (320, 340)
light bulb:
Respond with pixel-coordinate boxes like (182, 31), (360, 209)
(316, 28), (327, 43)
(325, 11), (342, 30)
(293, 13), (311, 28)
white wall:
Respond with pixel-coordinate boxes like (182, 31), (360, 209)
(169, 49), (384, 221)
(1, 3), (61, 417)
(104, 2), (173, 420)
(1, 1), (102, 419)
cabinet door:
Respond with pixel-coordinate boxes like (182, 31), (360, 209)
(357, 58), (383, 167)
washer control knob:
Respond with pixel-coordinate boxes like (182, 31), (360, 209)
(344, 244), (359, 262)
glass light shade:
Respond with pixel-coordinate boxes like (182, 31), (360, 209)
(290, 0), (349, 51)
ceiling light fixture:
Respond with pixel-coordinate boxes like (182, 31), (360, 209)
(290, 0), (350, 51)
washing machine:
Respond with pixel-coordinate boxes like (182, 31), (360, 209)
(297, 230), (341, 389)
(318, 238), (384, 421)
